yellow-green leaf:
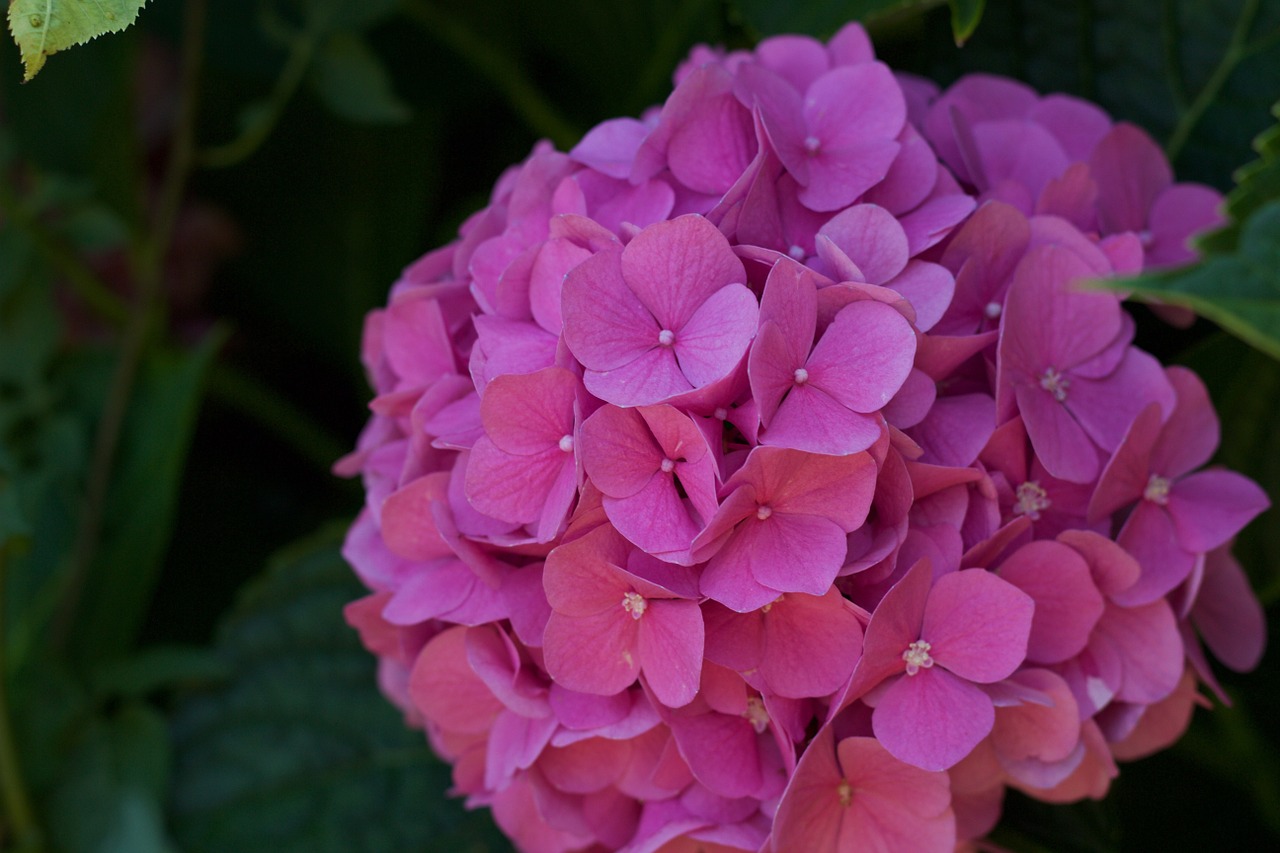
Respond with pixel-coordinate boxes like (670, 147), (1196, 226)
(7, 0), (148, 82)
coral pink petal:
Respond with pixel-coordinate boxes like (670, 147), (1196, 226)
(465, 439), (571, 526)
(409, 627), (502, 733)
(748, 446), (877, 529)
(639, 600), (705, 707)
(923, 569), (1034, 683)
(993, 669), (1081, 764)
(544, 609), (640, 696)
(762, 590), (864, 698)
(668, 713), (763, 798)
(1013, 383), (1099, 484)
(737, 511), (850, 596)
(1097, 599), (1183, 704)
(480, 367), (576, 453)
(771, 728), (846, 851)
(874, 668), (995, 770)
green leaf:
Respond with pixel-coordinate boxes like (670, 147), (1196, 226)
(70, 330), (226, 665)
(90, 645), (231, 700)
(6, 0), (148, 82)
(1200, 101), (1280, 255)
(948, 0), (984, 43)
(45, 703), (178, 853)
(733, 0), (935, 37)
(310, 33), (410, 125)
(168, 525), (512, 853)
(1103, 200), (1280, 360)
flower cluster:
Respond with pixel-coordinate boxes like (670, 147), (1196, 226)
(338, 23), (1268, 852)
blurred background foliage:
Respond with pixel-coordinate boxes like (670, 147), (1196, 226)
(0, 0), (1278, 851)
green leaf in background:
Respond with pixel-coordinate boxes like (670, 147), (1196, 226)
(310, 33), (411, 125)
(1104, 201), (1280, 361)
(1200, 101), (1280, 255)
(168, 525), (511, 853)
(68, 331), (225, 666)
(6, 0), (148, 82)
(733, 0), (926, 38)
(45, 703), (178, 853)
(948, 0), (984, 43)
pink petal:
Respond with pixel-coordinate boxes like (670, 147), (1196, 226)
(1113, 501), (1197, 606)
(1151, 366), (1220, 477)
(668, 713), (762, 798)
(761, 383), (884, 455)
(1090, 122), (1171, 234)
(1096, 599), (1184, 704)
(909, 393), (995, 468)
(727, 511), (851, 596)
(581, 405), (663, 498)
(888, 261), (955, 331)
(762, 590), (864, 698)
(584, 344), (693, 406)
(749, 320), (806, 428)
(817, 204), (909, 285)
(743, 446), (877, 529)
(806, 63), (906, 145)
(543, 609), (640, 696)
(923, 569), (1034, 683)
(998, 541), (1104, 664)
(674, 284), (759, 387)
(1168, 469), (1269, 553)
(874, 668), (995, 770)
(479, 367), (577, 454)
(800, 138), (902, 211)
(605, 474), (704, 562)
(1192, 548), (1267, 672)
(1013, 382), (1099, 484)
(621, 215), (746, 329)
(465, 438), (573, 526)
(639, 600), (705, 708)
(562, 248), (660, 371)
(570, 117), (649, 179)
(807, 299), (917, 413)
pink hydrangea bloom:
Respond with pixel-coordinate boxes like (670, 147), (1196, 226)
(339, 20), (1266, 852)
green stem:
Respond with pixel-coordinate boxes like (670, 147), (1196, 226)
(0, 551), (45, 853)
(207, 363), (353, 474)
(1165, 0), (1260, 163)
(0, 180), (128, 328)
(54, 0), (209, 655)
(196, 6), (326, 169)
(400, 0), (580, 148)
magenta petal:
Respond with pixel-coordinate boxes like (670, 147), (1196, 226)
(639, 600), (705, 707)
(923, 569), (1034, 683)
(1193, 549), (1267, 672)
(480, 367), (576, 454)
(674, 283), (759, 387)
(465, 438), (573, 526)
(543, 608), (640, 696)
(699, 555), (788, 613)
(1167, 469), (1269, 553)
(800, 138), (902, 211)
(750, 320), (806, 427)
(874, 668), (995, 770)
(807, 300), (917, 412)
(1014, 382), (1099, 484)
(888, 261), (955, 331)
(762, 383), (884, 455)
(1150, 366), (1219, 477)
(1097, 599), (1183, 704)
(732, 511), (849, 596)
(1113, 501), (1197, 606)
(605, 474), (703, 560)
(806, 63), (906, 145)
(817, 204), (909, 285)
(1067, 348), (1175, 453)
(570, 117), (648, 178)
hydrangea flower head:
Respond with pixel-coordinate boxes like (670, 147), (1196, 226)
(340, 20), (1267, 852)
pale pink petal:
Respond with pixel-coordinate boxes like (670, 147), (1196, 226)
(479, 367), (576, 454)
(639, 600), (705, 708)
(817, 204), (910, 284)
(923, 569), (1034, 683)
(887, 261), (954, 331)
(584, 344), (692, 406)
(621, 215), (746, 329)
(874, 668), (995, 770)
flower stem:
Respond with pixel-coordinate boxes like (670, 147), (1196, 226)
(0, 550), (44, 853)
(399, 0), (580, 148)
(1165, 0), (1260, 163)
(54, 0), (209, 655)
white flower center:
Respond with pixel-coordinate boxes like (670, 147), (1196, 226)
(1013, 480), (1051, 520)
(558, 434), (574, 453)
(756, 504), (773, 521)
(793, 367), (809, 385)
(1039, 367), (1070, 402)
(743, 696), (770, 734)
(658, 328), (676, 346)
(1144, 474), (1171, 505)
(788, 244), (807, 260)
(804, 135), (822, 154)
(659, 457), (675, 473)
(622, 592), (647, 619)
(713, 407), (728, 420)
(837, 779), (853, 808)
(984, 301), (1002, 319)
(902, 640), (935, 676)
